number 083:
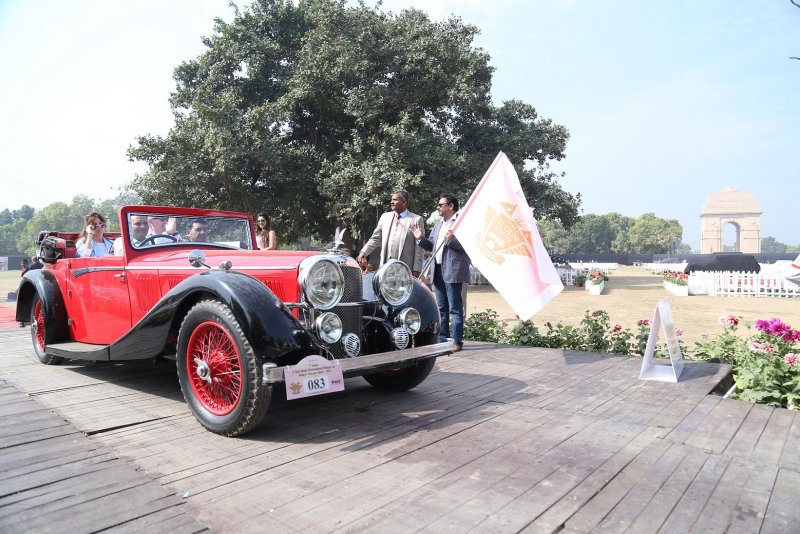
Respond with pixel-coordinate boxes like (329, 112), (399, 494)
(304, 376), (329, 393)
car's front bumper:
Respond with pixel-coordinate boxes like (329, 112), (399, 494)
(261, 340), (453, 385)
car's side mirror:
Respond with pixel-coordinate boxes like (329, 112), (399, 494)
(189, 250), (209, 269)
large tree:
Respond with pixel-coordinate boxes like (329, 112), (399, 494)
(761, 236), (788, 253)
(627, 213), (683, 254)
(128, 0), (579, 244)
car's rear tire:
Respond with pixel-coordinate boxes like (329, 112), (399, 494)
(177, 300), (270, 436)
(30, 295), (63, 365)
(362, 356), (437, 392)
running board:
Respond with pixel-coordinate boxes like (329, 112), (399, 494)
(47, 342), (110, 361)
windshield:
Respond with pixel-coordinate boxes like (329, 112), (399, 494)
(125, 212), (254, 250)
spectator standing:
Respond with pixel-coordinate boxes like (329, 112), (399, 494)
(357, 191), (424, 276)
(256, 213), (277, 250)
(19, 259), (29, 276)
(411, 193), (470, 352)
(75, 212), (114, 258)
(28, 256), (44, 271)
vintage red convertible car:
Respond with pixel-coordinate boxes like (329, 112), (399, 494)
(16, 206), (450, 436)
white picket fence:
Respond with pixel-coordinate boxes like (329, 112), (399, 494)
(688, 271), (800, 298)
(569, 262), (618, 274)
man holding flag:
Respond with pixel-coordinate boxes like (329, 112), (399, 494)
(411, 193), (470, 352)
(449, 152), (564, 322)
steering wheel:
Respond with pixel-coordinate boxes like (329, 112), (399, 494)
(138, 234), (179, 246)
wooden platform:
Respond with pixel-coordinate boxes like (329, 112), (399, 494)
(1, 327), (799, 533)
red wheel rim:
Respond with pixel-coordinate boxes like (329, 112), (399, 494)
(33, 300), (45, 352)
(186, 321), (243, 416)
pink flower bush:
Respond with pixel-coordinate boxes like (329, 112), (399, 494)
(718, 314), (741, 329)
(612, 324), (622, 332)
(637, 319), (651, 326)
(755, 318), (800, 342)
(749, 342), (776, 354)
(784, 353), (799, 367)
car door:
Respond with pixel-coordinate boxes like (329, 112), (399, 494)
(65, 255), (132, 345)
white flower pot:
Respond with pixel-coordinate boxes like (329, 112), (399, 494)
(663, 280), (688, 296)
(589, 281), (604, 295)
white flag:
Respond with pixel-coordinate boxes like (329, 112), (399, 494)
(451, 152), (563, 320)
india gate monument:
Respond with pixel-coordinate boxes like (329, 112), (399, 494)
(700, 187), (761, 254)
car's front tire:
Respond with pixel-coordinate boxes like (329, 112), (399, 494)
(177, 300), (270, 436)
(362, 356), (437, 392)
(30, 295), (63, 365)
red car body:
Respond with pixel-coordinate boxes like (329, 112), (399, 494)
(17, 206), (450, 436)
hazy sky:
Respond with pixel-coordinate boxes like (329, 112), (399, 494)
(1, 0), (798, 249)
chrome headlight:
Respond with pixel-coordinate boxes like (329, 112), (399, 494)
(313, 312), (343, 344)
(299, 257), (345, 310)
(395, 308), (421, 334)
(372, 259), (413, 306)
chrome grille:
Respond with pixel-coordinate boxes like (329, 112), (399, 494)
(327, 265), (363, 359)
(340, 265), (362, 302)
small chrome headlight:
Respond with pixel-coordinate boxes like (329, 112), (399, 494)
(299, 257), (345, 310)
(396, 308), (421, 335)
(313, 312), (343, 344)
(372, 259), (413, 306)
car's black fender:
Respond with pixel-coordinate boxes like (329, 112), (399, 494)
(110, 270), (320, 362)
(15, 270), (69, 343)
(403, 278), (442, 336)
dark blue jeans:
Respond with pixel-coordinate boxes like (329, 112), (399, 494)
(433, 265), (463, 345)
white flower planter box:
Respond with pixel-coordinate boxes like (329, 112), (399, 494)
(589, 281), (604, 295)
(663, 280), (688, 297)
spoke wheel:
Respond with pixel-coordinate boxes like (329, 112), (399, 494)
(30, 295), (62, 365)
(177, 300), (270, 436)
(186, 321), (243, 416)
(33, 299), (45, 353)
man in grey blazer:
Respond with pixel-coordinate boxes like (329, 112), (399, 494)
(357, 191), (425, 276)
(411, 193), (470, 352)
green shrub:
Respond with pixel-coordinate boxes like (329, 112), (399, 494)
(464, 309), (507, 343)
(506, 321), (543, 346)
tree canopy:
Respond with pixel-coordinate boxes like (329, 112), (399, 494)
(127, 0), (579, 244)
(539, 212), (686, 255)
(0, 194), (137, 257)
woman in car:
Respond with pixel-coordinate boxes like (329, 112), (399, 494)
(256, 213), (277, 250)
(75, 211), (114, 257)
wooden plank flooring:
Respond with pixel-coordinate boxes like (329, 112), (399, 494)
(1, 327), (799, 533)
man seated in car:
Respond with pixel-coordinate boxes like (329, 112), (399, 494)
(147, 215), (182, 244)
(113, 215), (149, 255)
(187, 218), (209, 242)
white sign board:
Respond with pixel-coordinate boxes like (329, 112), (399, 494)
(284, 355), (345, 400)
(639, 298), (684, 382)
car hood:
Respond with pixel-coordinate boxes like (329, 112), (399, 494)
(134, 248), (328, 272)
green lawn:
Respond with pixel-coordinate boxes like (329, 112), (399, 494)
(0, 270), (22, 305)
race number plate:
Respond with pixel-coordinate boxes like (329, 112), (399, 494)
(284, 355), (345, 400)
